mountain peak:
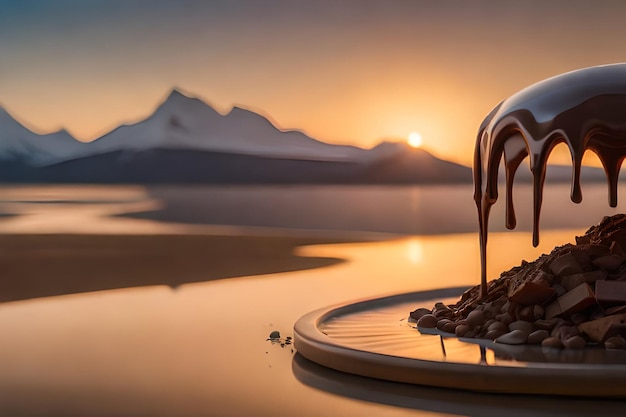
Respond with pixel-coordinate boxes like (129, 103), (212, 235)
(165, 87), (189, 100)
(162, 88), (198, 105)
(153, 88), (219, 118)
(227, 105), (266, 119)
(370, 140), (407, 151)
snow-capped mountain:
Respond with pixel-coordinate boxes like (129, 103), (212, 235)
(0, 107), (86, 165)
(0, 89), (407, 165)
(0, 89), (476, 184)
(84, 89), (373, 162)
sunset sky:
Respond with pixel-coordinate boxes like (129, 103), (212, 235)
(4, 0), (626, 166)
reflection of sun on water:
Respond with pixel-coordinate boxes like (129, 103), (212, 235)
(407, 239), (424, 264)
(408, 132), (423, 148)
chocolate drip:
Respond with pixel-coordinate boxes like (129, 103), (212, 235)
(474, 64), (626, 298)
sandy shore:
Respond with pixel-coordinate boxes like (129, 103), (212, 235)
(0, 233), (361, 303)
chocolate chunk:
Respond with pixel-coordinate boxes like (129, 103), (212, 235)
(549, 253), (583, 276)
(592, 254), (626, 271)
(608, 268), (626, 281)
(508, 281), (556, 306)
(545, 283), (597, 319)
(604, 305), (626, 315)
(577, 313), (626, 342)
(602, 323), (626, 340)
(595, 280), (626, 307)
(560, 270), (606, 292)
(610, 241), (626, 257)
(580, 214), (626, 247)
(584, 244), (611, 258)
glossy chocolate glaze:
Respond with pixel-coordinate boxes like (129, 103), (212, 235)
(474, 63), (626, 297)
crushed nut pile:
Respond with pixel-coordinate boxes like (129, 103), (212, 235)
(410, 214), (626, 349)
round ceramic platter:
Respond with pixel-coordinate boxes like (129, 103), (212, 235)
(293, 287), (626, 397)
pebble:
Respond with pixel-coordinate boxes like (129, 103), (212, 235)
(483, 318), (496, 328)
(416, 314), (438, 328)
(605, 336), (626, 349)
(492, 298), (507, 313)
(562, 335), (586, 349)
(440, 320), (458, 334)
(269, 331), (281, 339)
(519, 305), (544, 322)
(552, 325), (578, 340)
(444, 322), (459, 333)
(541, 336), (564, 349)
(409, 308), (431, 321)
(495, 313), (513, 325)
(487, 321), (508, 333)
(433, 302), (448, 311)
(527, 329), (550, 344)
(552, 284), (567, 297)
(463, 329), (478, 338)
(569, 313), (588, 325)
(484, 329), (506, 340)
(433, 302), (453, 318)
(436, 318), (453, 331)
(495, 329), (528, 345)
(466, 310), (485, 327)
(534, 318), (560, 331)
(455, 324), (470, 337)
(509, 320), (534, 334)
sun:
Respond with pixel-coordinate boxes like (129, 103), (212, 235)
(408, 132), (423, 148)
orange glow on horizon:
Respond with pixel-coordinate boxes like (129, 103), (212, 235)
(3, 3), (625, 168)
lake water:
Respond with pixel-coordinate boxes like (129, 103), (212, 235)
(0, 183), (624, 416)
(1, 182), (625, 236)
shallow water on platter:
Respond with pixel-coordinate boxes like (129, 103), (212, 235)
(320, 298), (626, 367)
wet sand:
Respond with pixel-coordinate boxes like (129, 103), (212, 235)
(0, 233), (361, 303)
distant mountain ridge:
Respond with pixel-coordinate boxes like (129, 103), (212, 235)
(0, 107), (87, 165)
(0, 89), (609, 184)
(82, 89), (383, 163)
